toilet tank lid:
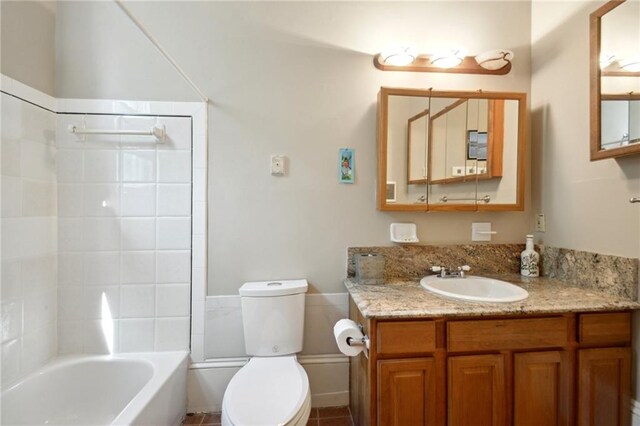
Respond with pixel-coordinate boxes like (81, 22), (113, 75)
(240, 279), (308, 297)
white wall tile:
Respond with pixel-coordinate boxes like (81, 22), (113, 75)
(58, 287), (84, 320)
(21, 141), (56, 182)
(157, 151), (191, 183)
(120, 318), (155, 352)
(156, 284), (190, 317)
(156, 251), (191, 283)
(84, 252), (120, 285)
(1, 259), (23, 300)
(83, 218), (121, 251)
(157, 218), (191, 250)
(21, 255), (56, 295)
(21, 325), (56, 372)
(84, 286), (120, 319)
(59, 218), (84, 252)
(1, 139), (21, 177)
(84, 150), (120, 182)
(1, 338), (22, 386)
(23, 289), (56, 333)
(120, 285), (155, 318)
(58, 184), (84, 217)
(58, 253), (84, 286)
(58, 320), (83, 354)
(157, 184), (191, 216)
(121, 218), (156, 250)
(2, 176), (22, 217)
(22, 180), (56, 217)
(121, 184), (156, 216)
(57, 150), (84, 182)
(157, 117), (192, 151)
(155, 317), (190, 351)
(83, 320), (117, 354)
(84, 184), (120, 216)
(1, 300), (23, 343)
(121, 251), (155, 284)
(122, 150), (156, 182)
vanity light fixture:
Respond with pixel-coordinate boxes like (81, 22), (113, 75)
(620, 57), (640, 72)
(600, 52), (616, 69)
(475, 50), (514, 71)
(379, 46), (417, 66)
(430, 49), (466, 69)
(373, 47), (513, 75)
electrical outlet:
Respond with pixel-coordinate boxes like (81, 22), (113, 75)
(271, 155), (285, 175)
(452, 166), (465, 176)
(535, 213), (546, 232)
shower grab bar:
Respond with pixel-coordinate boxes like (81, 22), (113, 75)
(68, 124), (166, 141)
(440, 195), (491, 203)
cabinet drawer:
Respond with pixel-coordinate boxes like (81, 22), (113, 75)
(377, 321), (436, 355)
(579, 313), (631, 345)
(447, 317), (567, 352)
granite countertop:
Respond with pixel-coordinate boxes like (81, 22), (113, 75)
(345, 274), (640, 319)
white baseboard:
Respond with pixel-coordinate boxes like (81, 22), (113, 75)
(187, 354), (349, 413)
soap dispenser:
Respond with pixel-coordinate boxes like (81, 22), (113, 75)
(520, 235), (540, 277)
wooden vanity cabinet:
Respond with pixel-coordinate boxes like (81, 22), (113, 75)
(348, 303), (632, 426)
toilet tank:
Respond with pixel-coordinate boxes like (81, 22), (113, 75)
(239, 279), (308, 356)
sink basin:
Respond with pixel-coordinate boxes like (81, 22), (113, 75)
(420, 275), (529, 303)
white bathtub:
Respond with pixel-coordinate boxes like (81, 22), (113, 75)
(1, 351), (189, 426)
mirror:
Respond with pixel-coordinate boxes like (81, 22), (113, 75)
(377, 88), (526, 212)
(590, 0), (640, 160)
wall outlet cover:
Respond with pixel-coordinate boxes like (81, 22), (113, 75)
(536, 213), (546, 232)
(271, 155), (285, 175)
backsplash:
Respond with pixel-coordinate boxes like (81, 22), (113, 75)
(347, 245), (638, 301)
(541, 246), (638, 300)
(347, 245), (525, 279)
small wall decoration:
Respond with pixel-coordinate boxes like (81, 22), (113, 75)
(339, 148), (354, 183)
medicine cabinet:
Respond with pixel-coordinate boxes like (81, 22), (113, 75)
(377, 87), (526, 211)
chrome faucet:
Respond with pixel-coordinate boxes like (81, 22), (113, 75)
(430, 265), (471, 278)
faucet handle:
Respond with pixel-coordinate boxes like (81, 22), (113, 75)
(430, 266), (443, 272)
(459, 265), (471, 271)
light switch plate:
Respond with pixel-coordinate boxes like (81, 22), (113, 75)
(536, 213), (546, 232)
(271, 155), (285, 175)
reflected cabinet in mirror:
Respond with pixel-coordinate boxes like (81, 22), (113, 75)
(377, 87), (526, 211)
(590, 0), (640, 160)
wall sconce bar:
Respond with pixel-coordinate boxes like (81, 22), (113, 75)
(374, 55), (512, 75)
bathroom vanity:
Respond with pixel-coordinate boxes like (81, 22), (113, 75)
(345, 276), (639, 426)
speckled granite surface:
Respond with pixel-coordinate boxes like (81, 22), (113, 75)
(347, 245), (525, 279)
(345, 275), (640, 319)
(542, 246), (639, 300)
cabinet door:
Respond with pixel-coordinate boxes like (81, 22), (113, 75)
(378, 358), (437, 426)
(578, 347), (631, 426)
(514, 351), (570, 426)
(448, 354), (506, 426)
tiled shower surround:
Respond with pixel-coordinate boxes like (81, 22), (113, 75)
(56, 113), (193, 354)
(1, 93), (58, 385)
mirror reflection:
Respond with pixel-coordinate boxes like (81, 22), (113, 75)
(594, 0), (640, 157)
(379, 88), (526, 211)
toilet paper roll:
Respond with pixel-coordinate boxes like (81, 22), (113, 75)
(333, 319), (365, 357)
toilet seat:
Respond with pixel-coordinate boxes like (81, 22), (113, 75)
(222, 355), (311, 426)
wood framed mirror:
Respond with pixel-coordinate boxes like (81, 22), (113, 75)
(377, 87), (526, 212)
(590, 0), (640, 160)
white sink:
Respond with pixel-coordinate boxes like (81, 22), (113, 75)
(420, 275), (529, 303)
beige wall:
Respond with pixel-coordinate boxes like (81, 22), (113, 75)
(55, 1), (533, 295)
(530, 0), (640, 397)
(1, 1), (56, 96)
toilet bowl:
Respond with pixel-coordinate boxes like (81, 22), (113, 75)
(221, 356), (311, 426)
(221, 279), (311, 426)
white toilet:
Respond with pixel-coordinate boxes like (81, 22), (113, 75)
(221, 279), (311, 426)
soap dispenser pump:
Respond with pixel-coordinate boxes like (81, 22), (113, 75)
(520, 235), (540, 277)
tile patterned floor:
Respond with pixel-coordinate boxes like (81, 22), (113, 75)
(182, 406), (354, 426)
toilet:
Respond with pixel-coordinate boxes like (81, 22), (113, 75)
(221, 279), (311, 426)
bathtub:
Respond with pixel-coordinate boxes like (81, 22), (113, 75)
(1, 351), (189, 426)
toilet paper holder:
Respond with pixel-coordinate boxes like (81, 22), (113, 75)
(346, 324), (370, 358)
